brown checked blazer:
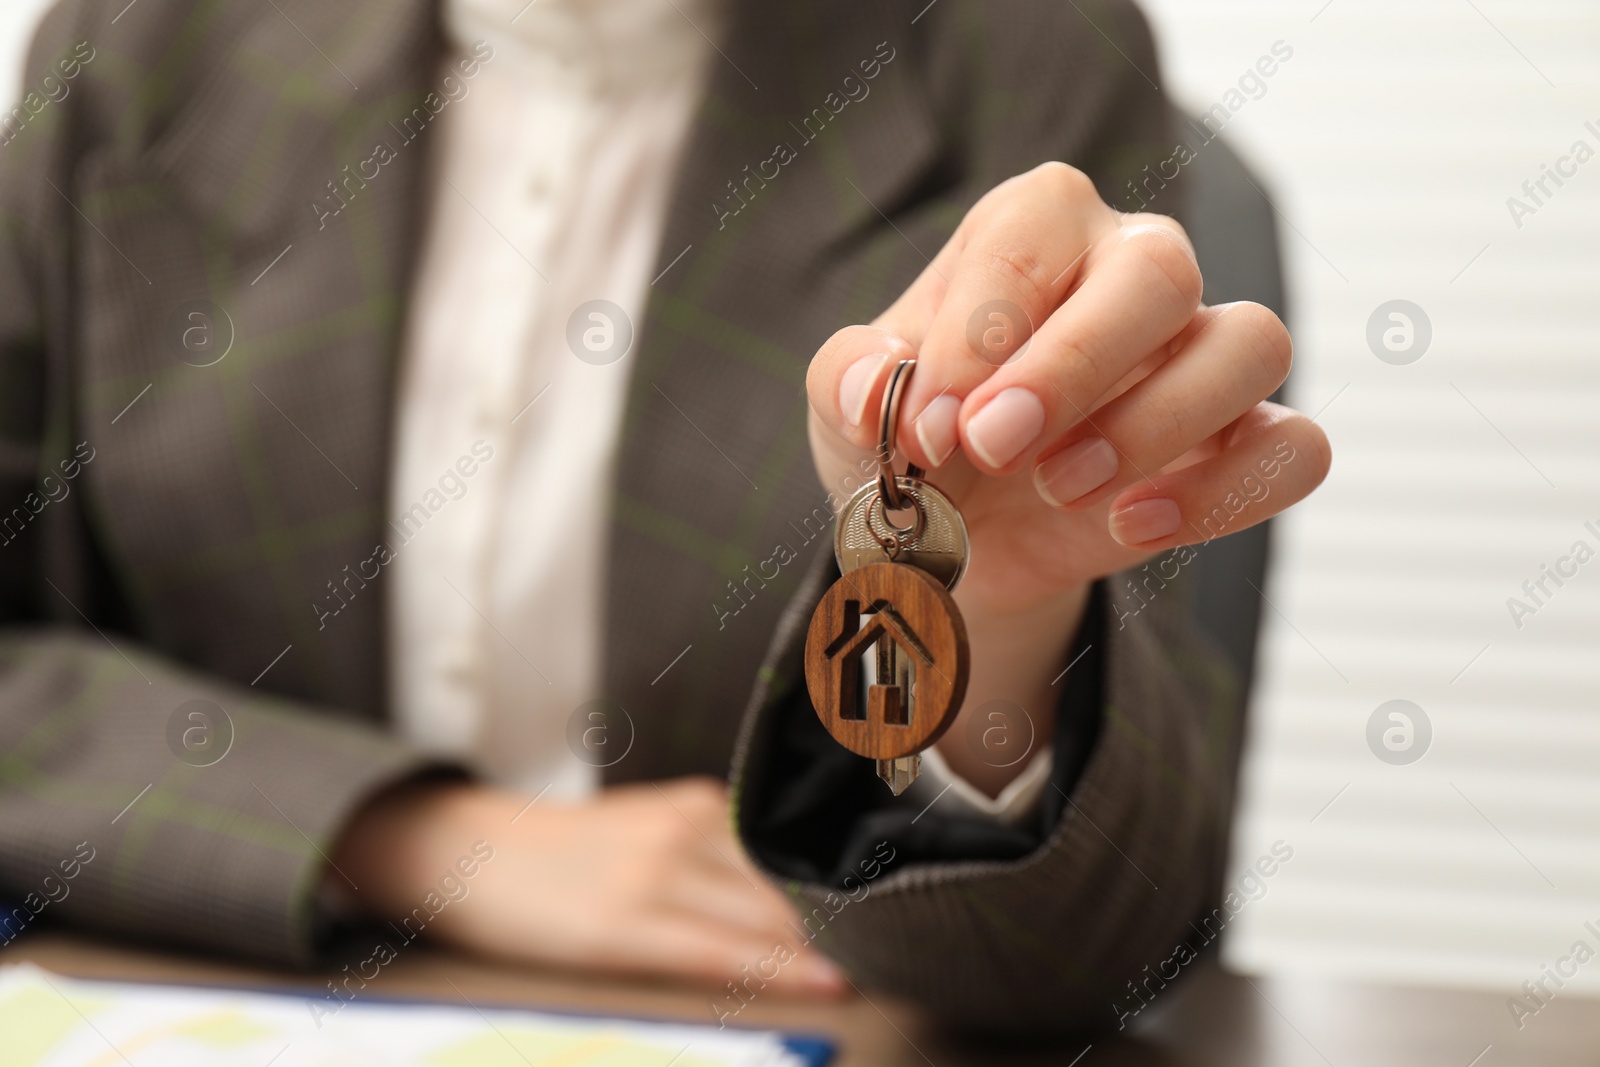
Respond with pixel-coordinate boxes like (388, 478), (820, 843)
(0, 0), (1263, 1037)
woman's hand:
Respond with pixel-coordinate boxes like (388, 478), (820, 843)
(333, 777), (846, 996)
(806, 162), (1331, 792)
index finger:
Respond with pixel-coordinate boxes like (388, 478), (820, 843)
(890, 163), (1119, 469)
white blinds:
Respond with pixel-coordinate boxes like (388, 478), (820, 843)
(1136, 0), (1600, 992)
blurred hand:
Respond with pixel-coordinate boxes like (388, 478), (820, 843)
(333, 776), (845, 997)
(808, 163), (1330, 793)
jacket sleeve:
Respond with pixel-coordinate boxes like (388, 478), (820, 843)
(731, 548), (1243, 1038)
(0, 633), (447, 966)
(0, 1), (448, 968)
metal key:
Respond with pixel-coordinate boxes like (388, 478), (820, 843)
(835, 475), (970, 590)
(832, 361), (970, 793)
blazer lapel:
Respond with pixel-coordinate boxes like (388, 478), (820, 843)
(146, 0), (442, 242)
(73, 0), (439, 717)
(602, 0), (947, 782)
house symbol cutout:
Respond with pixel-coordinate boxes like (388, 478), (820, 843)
(822, 599), (934, 726)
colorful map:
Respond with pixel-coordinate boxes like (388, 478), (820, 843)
(0, 964), (825, 1067)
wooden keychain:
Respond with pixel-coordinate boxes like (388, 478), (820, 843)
(804, 359), (971, 793)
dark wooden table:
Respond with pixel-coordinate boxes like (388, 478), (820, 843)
(9, 932), (1599, 1065)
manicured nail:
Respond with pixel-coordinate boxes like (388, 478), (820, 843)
(964, 387), (1045, 469)
(838, 354), (888, 429)
(1034, 437), (1119, 507)
(914, 394), (961, 467)
(1109, 498), (1182, 545)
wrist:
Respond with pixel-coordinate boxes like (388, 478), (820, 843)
(331, 777), (483, 920)
(936, 582), (1091, 796)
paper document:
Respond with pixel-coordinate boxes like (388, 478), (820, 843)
(0, 963), (830, 1067)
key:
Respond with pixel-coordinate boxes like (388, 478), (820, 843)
(804, 359), (973, 794)
(834, 474), (970, 792)
(834, 474), (970, 590)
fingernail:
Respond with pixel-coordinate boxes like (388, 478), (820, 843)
(1109, 498), (1182, 545)
(1034, 437), (1119, 507)
(914, 394), (960, 467)
(964, 387), (1045, 469)
(838, 354), (888, 429)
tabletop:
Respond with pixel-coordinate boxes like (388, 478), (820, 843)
(7, 932), (1600, 1066)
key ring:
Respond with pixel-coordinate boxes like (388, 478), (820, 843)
(875, 359), (926, 511)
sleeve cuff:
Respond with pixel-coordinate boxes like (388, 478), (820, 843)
(904, 745), (1054, 827)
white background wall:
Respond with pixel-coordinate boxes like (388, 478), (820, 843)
(7, 0), (1600, 996)
(1135, 0), (1600, 994)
